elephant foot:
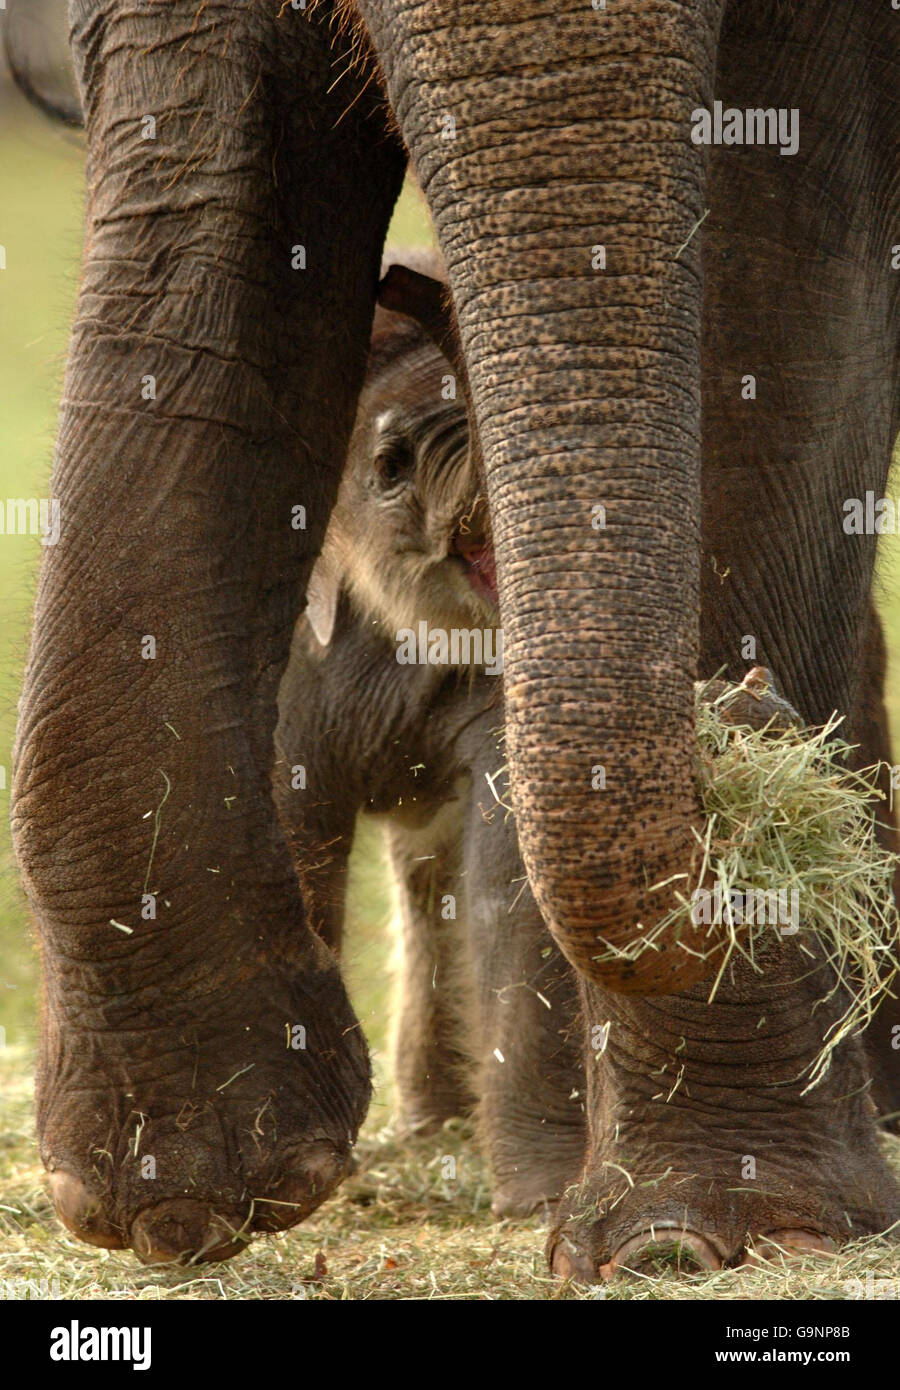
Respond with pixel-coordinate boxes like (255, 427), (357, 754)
(481, 1106), (587, 1217)
(48, 1105), (358, 1266)
(38, 934), (370, 1264)
(491, 1153), (582, 1220)
(492, 1180), (559, 1220)
(547, 1163), (896, 1282)
(567, 884), (900, 1283)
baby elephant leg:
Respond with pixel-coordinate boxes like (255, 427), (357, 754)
(381, 803), (478, 1135)
(464, 794), (587, 1217)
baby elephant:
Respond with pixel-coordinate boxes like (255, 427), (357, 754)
(275, 251), (586, 1216)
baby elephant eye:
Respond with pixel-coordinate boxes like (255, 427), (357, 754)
(372, 442), (414, 491)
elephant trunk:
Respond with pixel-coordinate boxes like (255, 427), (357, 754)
(484, 333), (706, 998)
(367, 0), (727, 993)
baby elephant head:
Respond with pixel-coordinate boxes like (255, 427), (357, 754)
(306, 249), (498, 651)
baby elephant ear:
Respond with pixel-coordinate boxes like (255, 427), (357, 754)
(305, 550), (340, 647)
(377, 264), (465, 382)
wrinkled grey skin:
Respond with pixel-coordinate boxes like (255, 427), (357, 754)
(275, 274), (585, 1214)
(9, 0), (900, 1273)
(274, 287), (837, 1229)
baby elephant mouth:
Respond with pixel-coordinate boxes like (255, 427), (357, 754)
(451, 525), (498, 607)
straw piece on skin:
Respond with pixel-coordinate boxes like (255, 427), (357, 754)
(592, 678), (900, 1090)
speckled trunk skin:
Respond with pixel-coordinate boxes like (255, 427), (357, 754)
(360, 0), (723, 994)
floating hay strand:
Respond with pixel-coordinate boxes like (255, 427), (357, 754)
(594, 675), (900, 1091)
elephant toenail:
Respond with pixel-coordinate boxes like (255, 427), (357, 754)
(48, 1170), (124, 1248)
(599, 1225), (725, 1279)
(251, 1141), (351, 1232)
(131, 1200), (246, 1265)
(743, 1229), (837, 1264)
(549, 1235), (597, 1283)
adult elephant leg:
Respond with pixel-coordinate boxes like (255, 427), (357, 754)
(555, 954), (893, 1279)
(12, 0), (404, 1263)
(852, 606), (900, 1133)
(553, 0), (900, 1277)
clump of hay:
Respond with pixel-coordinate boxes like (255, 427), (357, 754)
(600, 674), (900, 1091)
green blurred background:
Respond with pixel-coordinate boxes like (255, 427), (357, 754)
(2, 78), (900, 1086)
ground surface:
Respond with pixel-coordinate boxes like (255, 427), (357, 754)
(2, 92), (900, 1302)
(3, 1035), (899, 1301)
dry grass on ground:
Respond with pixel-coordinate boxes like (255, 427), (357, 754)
(2, 1044), (899, 1302)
